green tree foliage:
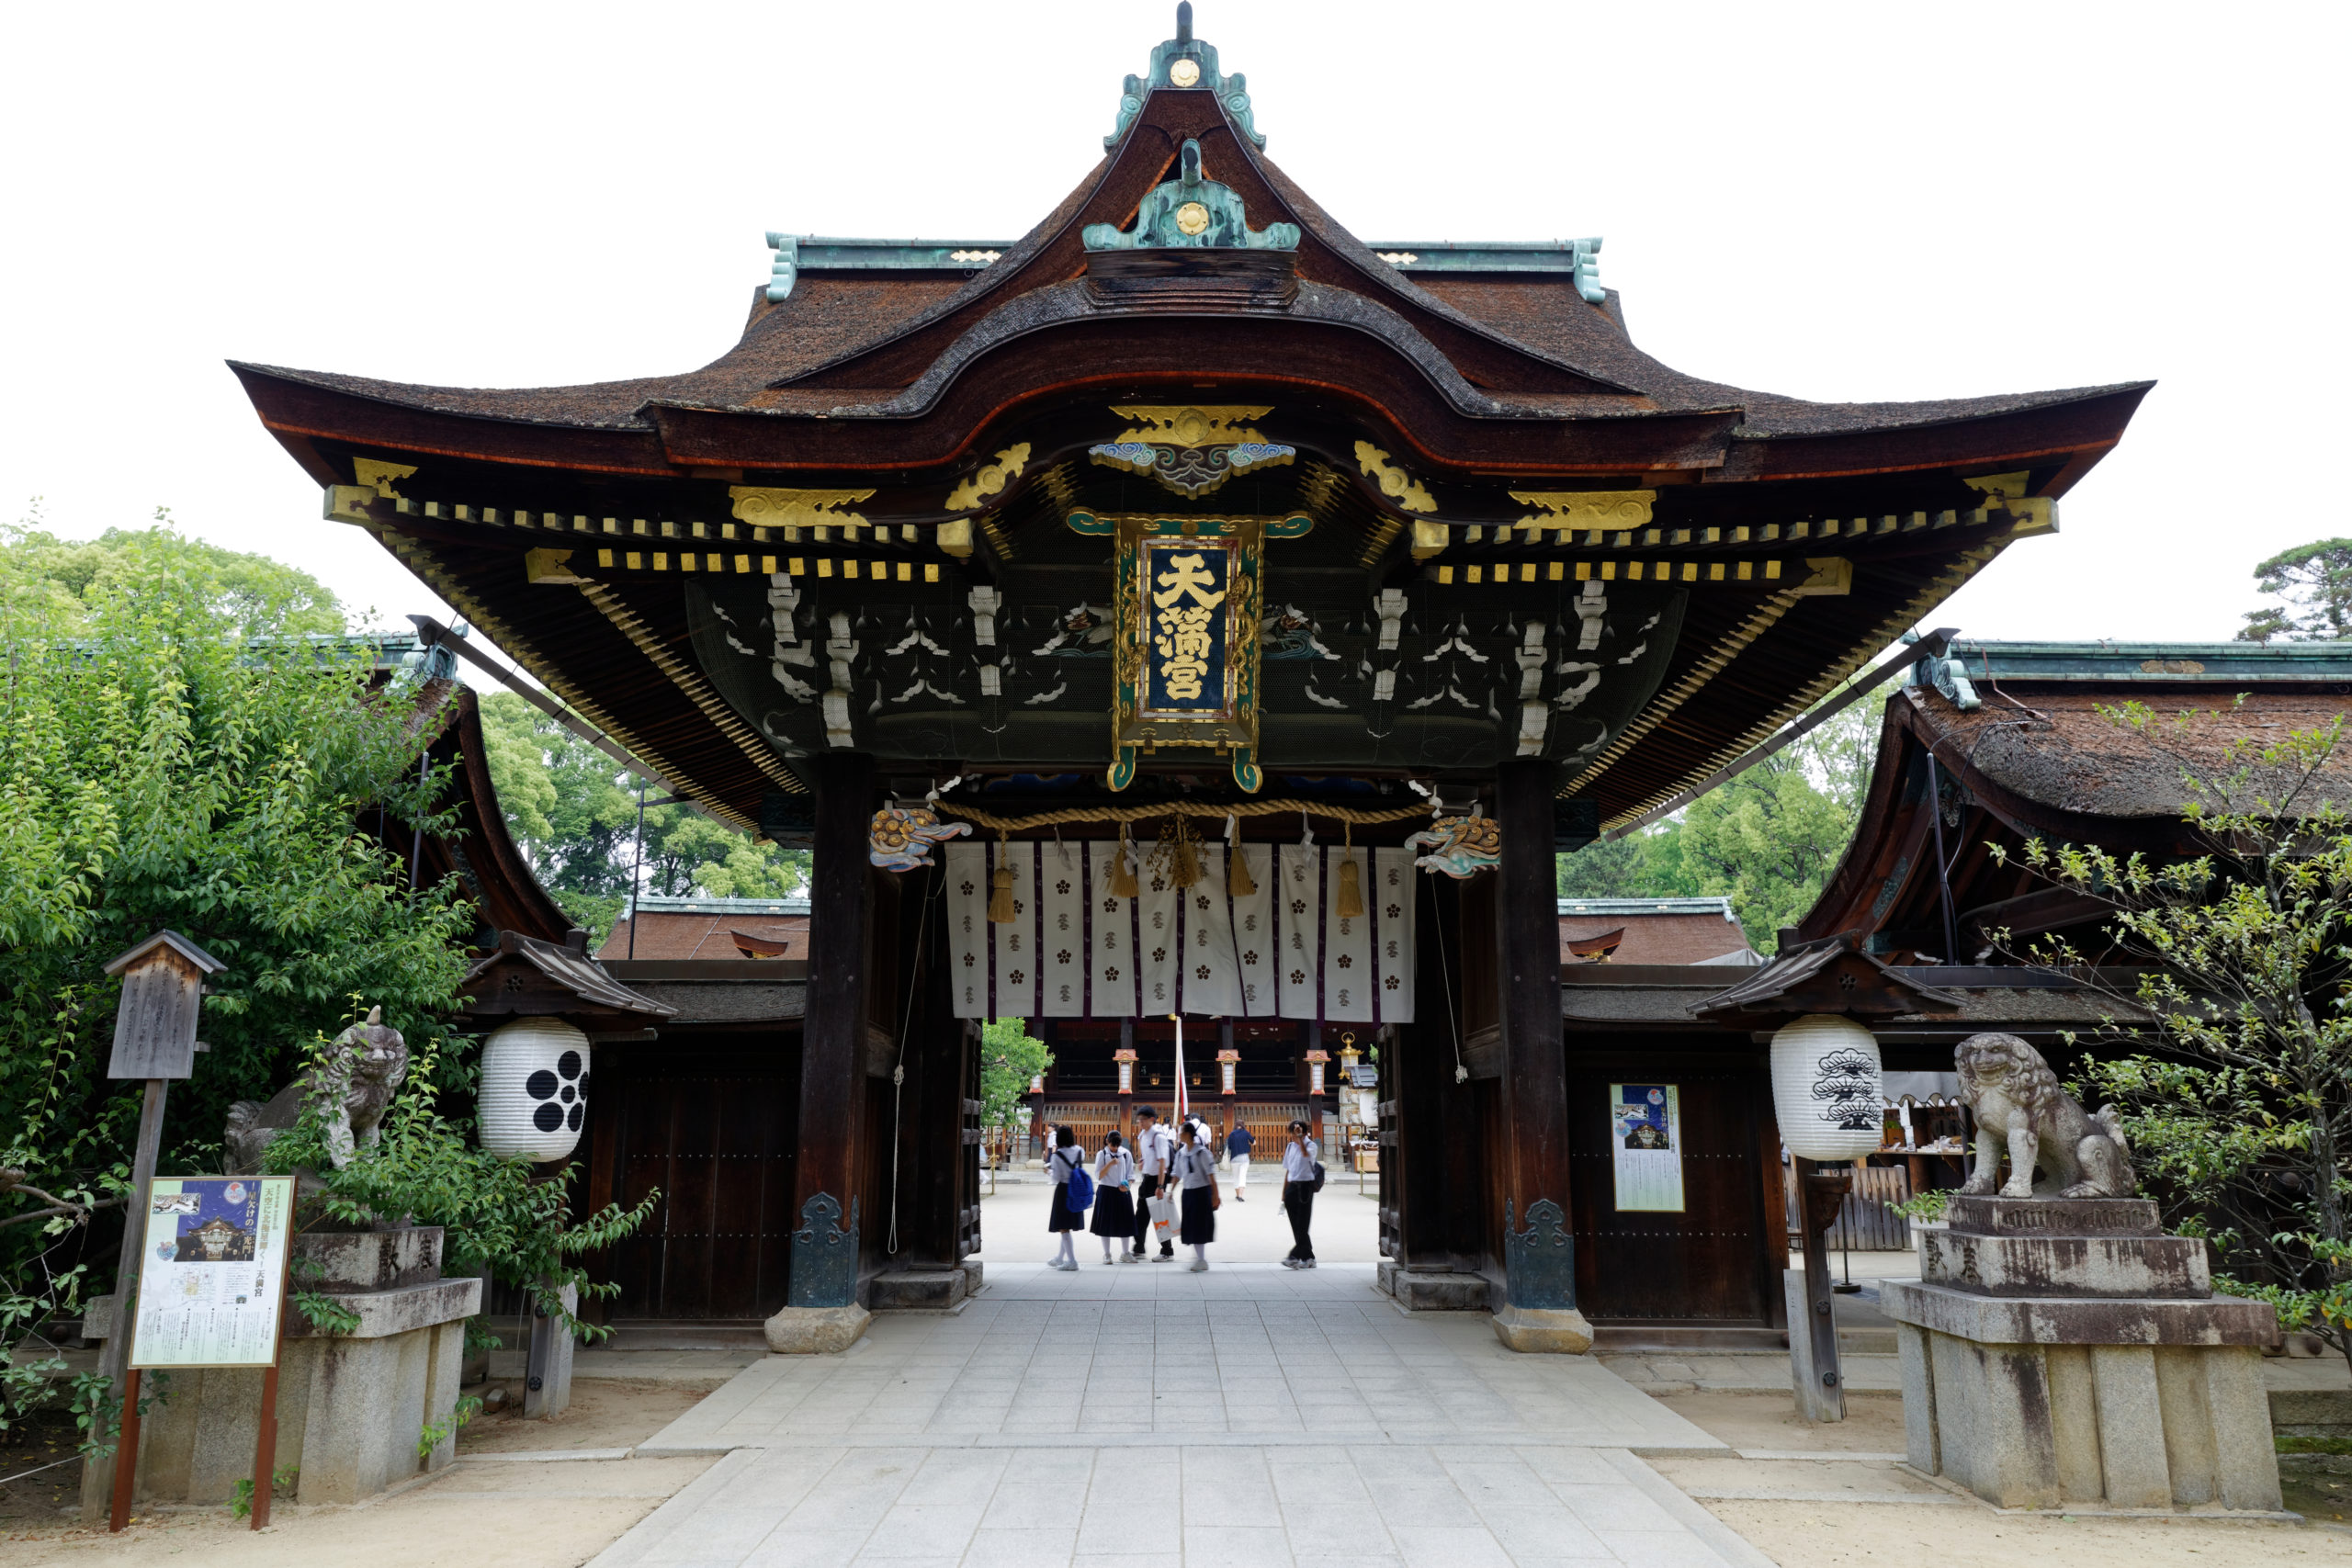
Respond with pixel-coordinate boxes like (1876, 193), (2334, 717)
(1676, 752), (1865, 946)
(2237, 539), (2352, 643)
(1554, 689), (1884, 948)
(978, 1020), (1052, 1140)
(1994, 704), (2352, 1372)
(2, 505), (346, 639)
(0, 553), (473, 1428)
(475, 692), (808, 941)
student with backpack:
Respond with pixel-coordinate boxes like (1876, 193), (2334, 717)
(1090, 1131), (1137, 1263)
(1046, 1125), (1091, 1271)
(1280, 1118), (1321, 1269)
(1173, 1118), (1221, 1271)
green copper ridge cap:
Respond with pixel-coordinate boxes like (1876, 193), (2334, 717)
(1105, 2), (1266, 152)
(1081, 139), (1299, 253)
(1365, 240), (1608, 302)
(761, 236), (1015, 302)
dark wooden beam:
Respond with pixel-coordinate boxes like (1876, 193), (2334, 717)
(1493, 759), (1577, 1320)
(788, 751), (876, 1309)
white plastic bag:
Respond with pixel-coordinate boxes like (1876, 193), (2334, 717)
(1149, 1195), (1177, 1244)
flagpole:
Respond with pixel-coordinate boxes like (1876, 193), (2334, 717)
(1172, 1014), (1186, 1122)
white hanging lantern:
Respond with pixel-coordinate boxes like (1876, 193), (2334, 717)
(480, 1019), (592, 1162)
(1770, 1013), (1884, 1161)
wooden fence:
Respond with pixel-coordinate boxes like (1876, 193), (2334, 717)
(1041, 1101), (1123, 1155)
(1783, 1160), (1915, 1251)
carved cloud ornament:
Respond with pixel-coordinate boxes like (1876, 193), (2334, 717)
(1089, 405), (1295, 499)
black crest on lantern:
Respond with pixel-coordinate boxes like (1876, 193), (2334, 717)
(1811, 1046), (1880, 1131)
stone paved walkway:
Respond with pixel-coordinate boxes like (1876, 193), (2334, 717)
(589, 1263), (1770, 1568)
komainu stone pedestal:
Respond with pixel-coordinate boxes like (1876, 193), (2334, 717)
(1882, 1196), (2282, 1512)
(108, 1225), (479, 1513)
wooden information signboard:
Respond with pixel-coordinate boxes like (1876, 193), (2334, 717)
(113, 1175), (295, 1530)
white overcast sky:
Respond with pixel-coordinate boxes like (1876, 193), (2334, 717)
(2, 0), (2341, 653)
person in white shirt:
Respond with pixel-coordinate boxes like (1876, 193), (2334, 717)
(1130, 1107), (1177, 1260)
(1090, 1132), (1138, 1264)
(1173, 1118), (1221, 1271)
(1280, 1119), (1318, 1269)
(1046, 1126), (1088, 1271)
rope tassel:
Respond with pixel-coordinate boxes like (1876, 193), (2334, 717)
(1170, 822), (1202, 890)
(1106, 824), (1139, 899)
(988, 836), (1016, 923)
(1335, 825), (1365, 919)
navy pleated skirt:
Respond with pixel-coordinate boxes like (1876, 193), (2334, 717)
(1179, 1183), (1216, 1245)
(1091, 1185), (1136, 1237)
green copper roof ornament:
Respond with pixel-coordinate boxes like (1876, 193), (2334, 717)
(1569, 238), (1604, 305)
(1082, 139), (1298, 253)
(1105, 3), (1266, 152)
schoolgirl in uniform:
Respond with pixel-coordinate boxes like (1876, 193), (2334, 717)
(1090, 1131), (1137, 1263)
(1172, 1119), (1221, 1271)
(1046, 1125), (1087, 1271)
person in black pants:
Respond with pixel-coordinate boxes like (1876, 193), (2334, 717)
(1280, 1118), (1317, 1269)
(1130, 1106), (1176, 1259)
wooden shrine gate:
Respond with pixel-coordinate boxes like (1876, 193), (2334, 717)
(232, 8), (2143, 1341)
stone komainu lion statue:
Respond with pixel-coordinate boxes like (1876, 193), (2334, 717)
(1955, 1032), (2134, 1200)
(223, 1007), (411, 1175)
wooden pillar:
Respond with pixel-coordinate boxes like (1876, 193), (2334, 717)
(1117, 1018), (1135, 1138)
(773, 752), (874, 1345)
(1304, 1021), (1326, 1142)
(1490, 759), (1591, 1350)
(83, 1077), (168, 1521)
(1217, 1018), (1236, 1149)
(1792, 1157), (1851, 1421)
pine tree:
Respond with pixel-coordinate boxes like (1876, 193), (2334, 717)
(2236, 539), (2352, 642)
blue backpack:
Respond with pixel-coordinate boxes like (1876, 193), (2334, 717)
(1063, 1152), (1094, 1213)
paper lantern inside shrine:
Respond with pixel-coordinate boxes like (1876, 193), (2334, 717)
(481, 1018), (592, 1161)
(1769, 1012), (1884, 1162)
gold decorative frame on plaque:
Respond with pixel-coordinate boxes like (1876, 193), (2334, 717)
(1067, 509), (1312, 792)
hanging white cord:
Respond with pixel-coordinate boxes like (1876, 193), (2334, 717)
(1431, 876), (1469, 1084)
(886, 864), (948, 1256)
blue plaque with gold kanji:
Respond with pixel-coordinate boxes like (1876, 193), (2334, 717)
(1068, 509), (1311, 793)
(1140, 539), (1234, 713)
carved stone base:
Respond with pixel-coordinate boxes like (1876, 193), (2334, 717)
(763, 1303), (872, 1355)
(1491, 1304), (1595, 1354)
(871, 1269), (971, 1312)
(1382, 1267), (1491, 1313)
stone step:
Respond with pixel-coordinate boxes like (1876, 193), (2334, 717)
(600, 1321), (770, 1351)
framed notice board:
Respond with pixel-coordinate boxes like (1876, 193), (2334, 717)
(1610, 1083), (1686, 1213)
(129, 1176), (295, 1369)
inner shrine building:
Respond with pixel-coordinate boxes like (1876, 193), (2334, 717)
(233, 7), (2144, 1347)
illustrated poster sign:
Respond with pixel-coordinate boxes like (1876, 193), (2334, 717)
(1611, 1083), (1685, 1213)
(129, 1176), (295, 1369)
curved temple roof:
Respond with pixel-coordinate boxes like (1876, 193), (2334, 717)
(232, 7), (2148, 831)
